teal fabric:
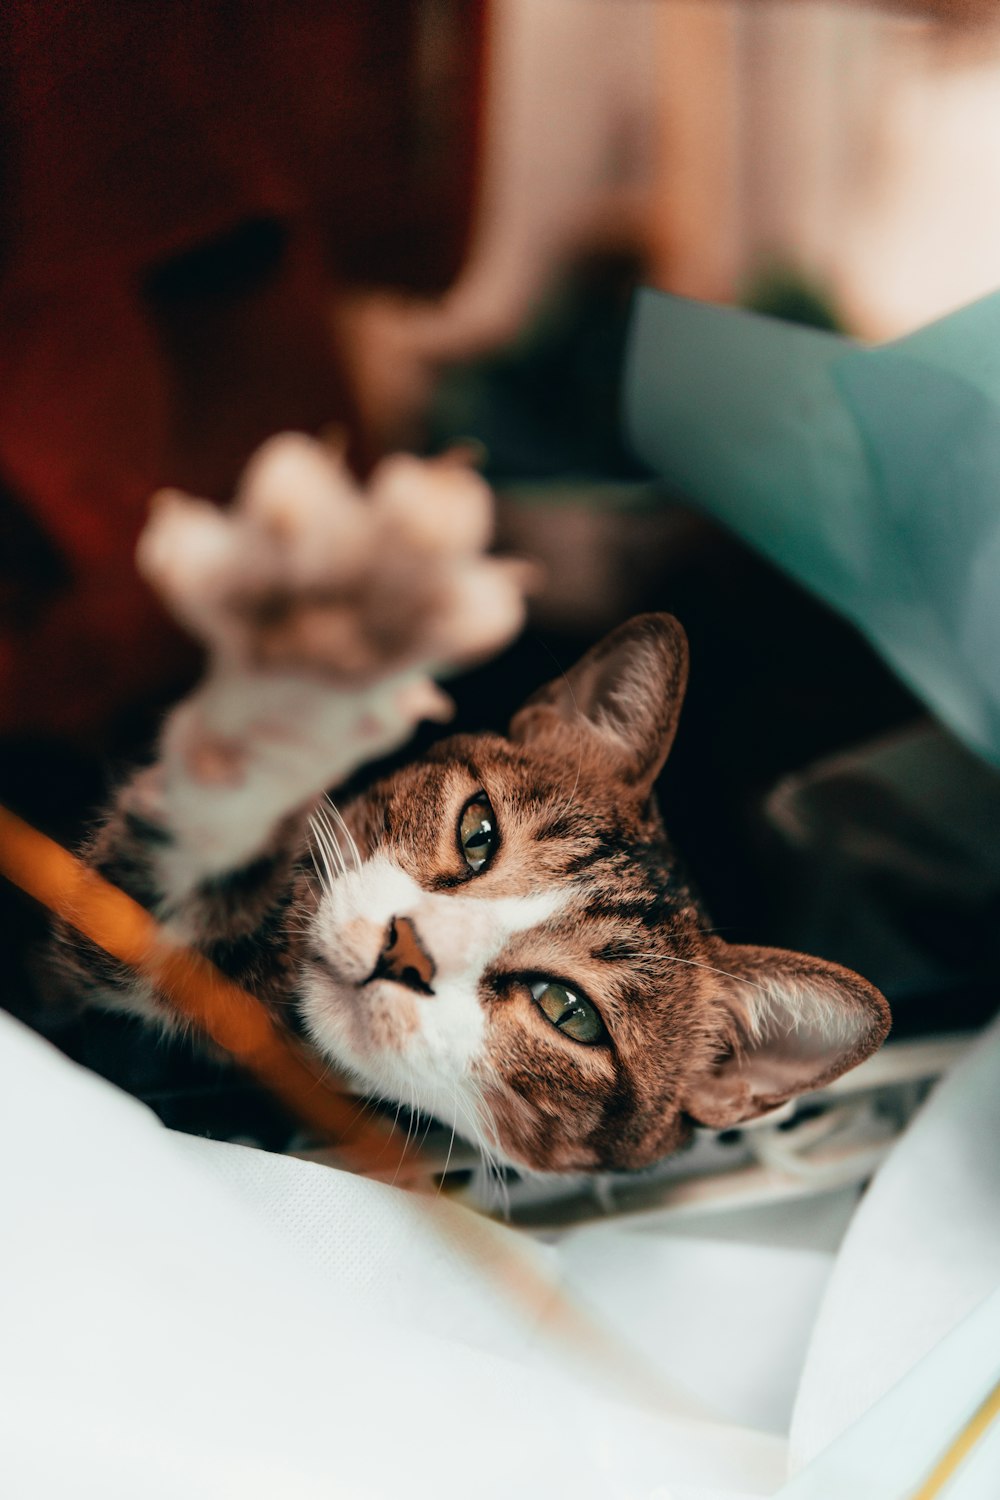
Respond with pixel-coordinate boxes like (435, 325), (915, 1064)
(623, 289), (1000, 765)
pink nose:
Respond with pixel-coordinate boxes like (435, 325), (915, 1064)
(368, 915), (436, 995)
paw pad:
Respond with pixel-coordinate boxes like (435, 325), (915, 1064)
(139, 434), (535, 684)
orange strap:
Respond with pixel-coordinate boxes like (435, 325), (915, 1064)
(0, 803), (406, 1168)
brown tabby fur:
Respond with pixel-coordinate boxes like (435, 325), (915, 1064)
(51, 443), (890, 1174)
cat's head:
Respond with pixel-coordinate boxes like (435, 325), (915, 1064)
(299, 614), (890, 1173)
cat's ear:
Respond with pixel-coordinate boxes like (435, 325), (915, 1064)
(681, 944), (890, 1129)
(508, 613), (689, 792)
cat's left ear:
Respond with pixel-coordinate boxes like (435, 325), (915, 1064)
(681, 944), (890, 1129)
(508, 613), (689, 793)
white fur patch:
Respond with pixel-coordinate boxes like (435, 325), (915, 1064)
(156, 671), (434, 897)
(298, 853), (568, 1144)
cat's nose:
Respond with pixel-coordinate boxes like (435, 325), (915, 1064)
(370, 915), (436, 995)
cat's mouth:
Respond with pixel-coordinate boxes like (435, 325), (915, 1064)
(308, 947), (434, 1004)
(363, 958), (435, 997)
(302, 950), (426, 1066)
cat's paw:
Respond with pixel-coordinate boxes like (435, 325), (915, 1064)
(138, 434), (535, 687)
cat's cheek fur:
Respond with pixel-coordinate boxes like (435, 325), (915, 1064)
(477, 1003), (653, 1172)
(478, 1070), (608, 1173)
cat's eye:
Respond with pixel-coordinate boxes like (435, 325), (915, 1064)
(530, 979), (607, 1045)
(458, 793), (497, 873)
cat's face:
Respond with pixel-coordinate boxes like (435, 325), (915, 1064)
(298, 615), (890, 1173)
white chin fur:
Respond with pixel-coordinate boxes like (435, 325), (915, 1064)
(296, 851), (568, 1147)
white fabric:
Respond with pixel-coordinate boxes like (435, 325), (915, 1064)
(555, 1226), (836, 1436)
(0, 1012), (783, 1499)
(778, 1287), (1000, 1499)
(1, 1006), (998, 1497)
(790, 1011), (1000, 1468)
(179, 1136), (848, 1439)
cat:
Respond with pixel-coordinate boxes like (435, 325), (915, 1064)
(52, 434), (890, 1173)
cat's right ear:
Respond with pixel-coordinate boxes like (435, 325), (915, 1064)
(680, 943), (891, 1130)
(508, 613), (688, 793)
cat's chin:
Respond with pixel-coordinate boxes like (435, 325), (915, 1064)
(297, 966), (486, 1135)
(299, 966), (412, 1068)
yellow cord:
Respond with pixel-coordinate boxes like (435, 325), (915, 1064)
(910, 1379), (1000, 1500)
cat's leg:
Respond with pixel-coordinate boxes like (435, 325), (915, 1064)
(50, 436), (530, 1018)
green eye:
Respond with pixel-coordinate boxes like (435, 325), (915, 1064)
(530, 980), (607, 1045)
(458, 793), (497, 873)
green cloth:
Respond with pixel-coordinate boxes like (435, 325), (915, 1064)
(624, 288), (1000, 766)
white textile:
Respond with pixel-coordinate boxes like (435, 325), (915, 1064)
(1, 1007), (998, 1498)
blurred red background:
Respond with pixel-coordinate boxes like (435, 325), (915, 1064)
(0, 1), (485, 738)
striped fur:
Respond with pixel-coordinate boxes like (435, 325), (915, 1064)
(50, 443), (890, 1172)
(53, 621), (890, 1173)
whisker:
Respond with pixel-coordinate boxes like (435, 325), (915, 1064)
(555, 719), (584, 829)
(306, 819), (333, 898)
(658, 951), (767, 992)
(461, 1080), (511, 1218)
(309, 804), (352, 907)
(390, 1063), (420, 1188)
(617, 943), (768, 994)
(461, 1113), (500, 1211)
(533, 635), (585, 829)
(312, 802), (347, 883)
(324, 793), (362, 874)
(436, 1086), (460, 1198)
(317, 810), (346, 882)
(416, 1108), (437, 1158)
(307, 814), (335, 891)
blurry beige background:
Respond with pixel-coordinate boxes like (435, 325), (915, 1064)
(346, 0), (1000, 451)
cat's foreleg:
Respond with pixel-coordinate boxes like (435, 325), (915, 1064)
(134, 435), (531, 908)
(50, 438), (530, 1019)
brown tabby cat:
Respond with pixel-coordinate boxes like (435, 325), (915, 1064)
(54, 436), (890, 1173)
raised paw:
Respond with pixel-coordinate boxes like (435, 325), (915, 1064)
(138, 434), (535, 688)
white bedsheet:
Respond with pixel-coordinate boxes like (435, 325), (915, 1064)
(1, 1007), (997, 1498)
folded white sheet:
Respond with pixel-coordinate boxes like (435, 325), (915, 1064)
(1, 1006), (997, 1498)
(0, 1012), (784, 1499)
(790, 1009), (1000, 1469)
